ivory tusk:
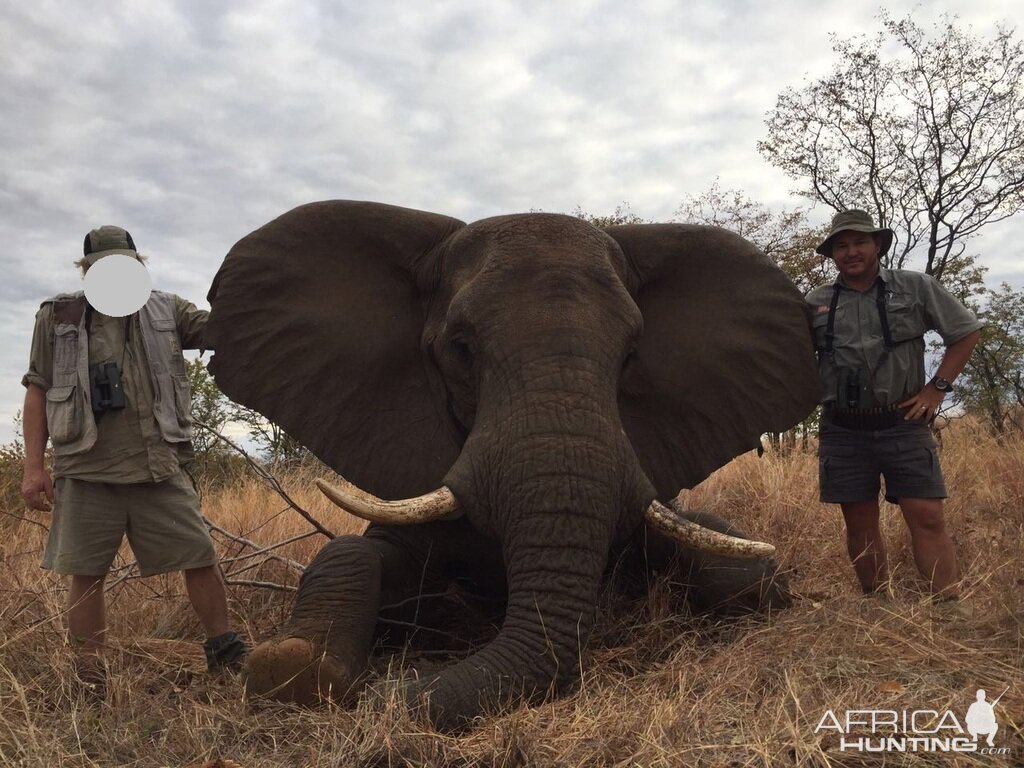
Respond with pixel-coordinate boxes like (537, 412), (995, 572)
(315, 477), (460, 525)
(645, 500), (775, 559)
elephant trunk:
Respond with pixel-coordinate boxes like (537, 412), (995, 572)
(425, 398), (651, 728)
(416, 478), (619, 728)
(414, 545), (606, 729)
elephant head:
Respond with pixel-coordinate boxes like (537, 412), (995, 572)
(206, 200), (819, 728)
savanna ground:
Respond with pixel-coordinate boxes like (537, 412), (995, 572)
(0, 419), (1021, 767)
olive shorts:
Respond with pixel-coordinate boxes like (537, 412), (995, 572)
(818, 415), (948, 504)
(42, 469), (218, 577)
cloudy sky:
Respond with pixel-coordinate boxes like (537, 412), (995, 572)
(1, 0), (1020, 447)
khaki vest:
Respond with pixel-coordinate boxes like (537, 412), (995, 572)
(45, 291), (194, 456)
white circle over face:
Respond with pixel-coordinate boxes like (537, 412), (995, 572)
(83, 255), (152, 316)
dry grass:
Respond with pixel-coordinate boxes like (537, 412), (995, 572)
(1, 423), (1021, 767)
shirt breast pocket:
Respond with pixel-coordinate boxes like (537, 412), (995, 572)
(54, 324), (78, 376)
(148, 316), (186, 374)
(885, 298), (926, 343)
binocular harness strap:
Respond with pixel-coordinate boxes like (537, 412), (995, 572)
(824, 279), (895, 366)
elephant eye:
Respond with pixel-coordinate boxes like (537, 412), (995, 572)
(449, 336), (473, 365)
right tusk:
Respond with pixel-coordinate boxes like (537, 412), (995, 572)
(645, 500), (775, 559)
(315, 476), (460, 525)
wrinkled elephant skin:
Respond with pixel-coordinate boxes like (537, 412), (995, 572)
(206, 201), (820, 729)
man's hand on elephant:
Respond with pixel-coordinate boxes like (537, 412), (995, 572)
(22, 468), (54, 511)
(899, 387), (945, 422)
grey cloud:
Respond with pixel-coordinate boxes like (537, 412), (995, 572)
(1, 0), (1021, 445)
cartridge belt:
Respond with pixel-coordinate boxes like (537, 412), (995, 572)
(824, 403), (907, 431)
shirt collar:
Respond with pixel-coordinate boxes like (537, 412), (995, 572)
(835, 267), (891, 291)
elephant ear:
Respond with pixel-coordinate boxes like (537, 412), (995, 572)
(608, 224), (821, 499)
(206, 200), (466, 498)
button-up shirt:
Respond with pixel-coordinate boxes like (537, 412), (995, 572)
(805, 268), (982, 407)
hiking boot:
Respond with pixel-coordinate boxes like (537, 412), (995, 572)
(203, 631), (250, 672)
(72, 653), (108, 703)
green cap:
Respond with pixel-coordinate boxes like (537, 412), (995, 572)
(82, 225), (138, 266)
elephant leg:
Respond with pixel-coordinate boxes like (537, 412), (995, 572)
(646, 504), (791, 615)
(245, 520), (500, 706)
(244, 535), (383, 704)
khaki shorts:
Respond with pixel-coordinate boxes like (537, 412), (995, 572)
(42, 470), (218, 577)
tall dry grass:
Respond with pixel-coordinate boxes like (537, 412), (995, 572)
(1, 422), (1021, 767)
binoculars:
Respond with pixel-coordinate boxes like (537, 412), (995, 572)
(837, 366), (873, 411)
(89, 361), (126, 417)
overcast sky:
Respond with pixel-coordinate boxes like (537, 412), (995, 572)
(1, 0), (1021, 447)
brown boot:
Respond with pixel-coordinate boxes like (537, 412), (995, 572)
(72, 653), (108, 704)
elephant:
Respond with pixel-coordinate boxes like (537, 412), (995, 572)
(205, 200), (820, 730)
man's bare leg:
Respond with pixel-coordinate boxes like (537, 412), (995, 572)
(68, 574), (107, 652)
(68, 574), (108, 698)
(185, 565), (248, 670)
(899, 497), (959, 598)
(183, 565), (230, 637)
(840, 500), (889, 593)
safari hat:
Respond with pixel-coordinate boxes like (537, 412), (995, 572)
(82, 225), (138, 266)
(815, 209), (894, 257)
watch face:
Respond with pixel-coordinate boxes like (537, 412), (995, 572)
(933, 377), (952, 391)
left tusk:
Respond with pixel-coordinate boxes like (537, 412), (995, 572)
(315, 476), (460, 525)
(645, 500), (775, 559)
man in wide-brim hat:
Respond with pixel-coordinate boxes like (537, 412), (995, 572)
(805, 209), (982, 602)
(814, 208), (895, 257)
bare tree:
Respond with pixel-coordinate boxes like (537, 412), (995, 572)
(572, 203), (649, 228)
(674, 180), (833, 294)
(954, 283), (1024, 435)
(227, 402), (312, 469)
(759, 13), (1024, 280)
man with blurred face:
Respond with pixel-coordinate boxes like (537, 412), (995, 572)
(806, 210), (981, 600)
(20, 226), (247, 697)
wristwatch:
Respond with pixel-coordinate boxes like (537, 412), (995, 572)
(930, 376), (954, 392)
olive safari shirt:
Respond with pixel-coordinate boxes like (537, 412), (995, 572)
(22, 294), (207, 483)
(806, 268), (982, 408)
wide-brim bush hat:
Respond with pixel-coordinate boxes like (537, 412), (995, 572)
(83, 225), (138, 266)
(815, 209), (894, 256)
